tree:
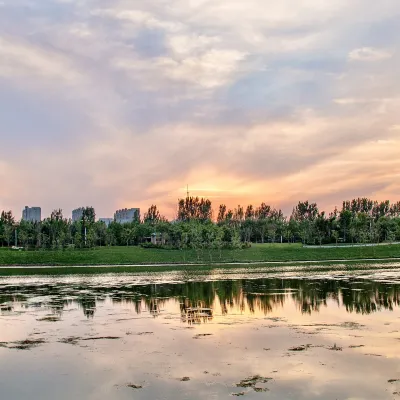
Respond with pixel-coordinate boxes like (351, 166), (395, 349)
(332, 230), (339, 246)
(0, 211), (15, 247)
(1, 196), (399, 251)
(121, 227), (135, 246)
(177, 197), (212, 222)
(217, 204), (227, 224)
(3, 224), (14, 247)
(144, 205), (163, 225)
(314, 212), (328, 246)
(1, 210), (15, 225)
(82, 207), (96, 225)
(245, 205), (255, 220)
(292, 201), (318, 244)
(256, 218), (268, 243)
(339, 210), (352, 243)
(95, 222), (107, 246)
(242, 219), (255, 243)
(79, 207), (96, 247)
(256, 203), (271, 219)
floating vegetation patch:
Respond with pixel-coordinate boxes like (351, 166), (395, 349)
(37, 315), (61, 322)
(80, 336), (120, 341)
(340, 322), (366, 330)
(236, 375), (272, 389)
(127, 384), (142, 389)
(0, 339), (46, 350)
(328, 344), (342, 351)
(58, 336), (120, 344)
(289, 345), (311, 351)
(193, 334), (213, 339)
(254, 387), (269, 392)
(58, 337), (80, 345)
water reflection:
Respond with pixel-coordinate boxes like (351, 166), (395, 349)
(1, 277), (399, 321)
(1, 273), (400, 400)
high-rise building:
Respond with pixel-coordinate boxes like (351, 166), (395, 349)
(72, 207), (84, 222)
(114, 208), (140, 224)
(99, 218), (113, 227)
(22, 206), (41, 222)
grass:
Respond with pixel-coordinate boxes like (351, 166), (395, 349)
(0, 259), (399, 277)
(0, 243), (399, 268)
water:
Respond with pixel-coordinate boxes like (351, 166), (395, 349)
(1, 265), (400, 399)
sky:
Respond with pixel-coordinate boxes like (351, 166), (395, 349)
(0, 0), (399, 220)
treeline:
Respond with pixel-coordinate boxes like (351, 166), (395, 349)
(1, 197), (400, 250)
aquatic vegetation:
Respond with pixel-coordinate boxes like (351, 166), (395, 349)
(236, 375), (272, 388)
(126, 384), (142, 389)
(0, 339), (46, 350)
(288, 345), (310, 351)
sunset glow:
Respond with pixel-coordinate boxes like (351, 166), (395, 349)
(1, 0), (399, 219)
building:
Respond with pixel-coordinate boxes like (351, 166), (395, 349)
(22, 206), (41, 222)
(72, 207), (84, 222)
(151, 233), (166, 245)
(114, 208), (140, 224)
(99, 218), (113, 227)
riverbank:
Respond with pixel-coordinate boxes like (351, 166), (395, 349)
(1, 258), (400, 276)
(0, 243), (399, 268)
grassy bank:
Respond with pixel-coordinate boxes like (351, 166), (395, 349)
(1, 243), (400, 267)
(1, 259), (400, 276)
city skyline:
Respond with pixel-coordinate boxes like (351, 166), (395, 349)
(8, 195), (400, 223)
(1, 1), (399, 220)
(18, 205), (143, 223)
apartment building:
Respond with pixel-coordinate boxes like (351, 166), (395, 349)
(22, 206), (41, 222)
(114, 208), (140, 224)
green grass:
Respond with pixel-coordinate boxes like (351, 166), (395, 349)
(0, 259), (399, 277)
(0, 243), (399, 267)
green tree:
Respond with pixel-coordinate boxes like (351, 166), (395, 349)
(144, 205), (164, 225)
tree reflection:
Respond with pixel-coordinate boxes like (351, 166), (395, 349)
(0, 278), (399, 321)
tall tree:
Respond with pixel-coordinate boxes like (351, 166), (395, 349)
(144, 205), (162, 225)
(217, 204), (227, 224)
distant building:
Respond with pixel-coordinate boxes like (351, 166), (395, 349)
(151, 233), (166, 246)
(99, 218), (113, 227)
(72, 207), (84, 222)
(114, 208), (140, 224)
(22, 206), (41, 222)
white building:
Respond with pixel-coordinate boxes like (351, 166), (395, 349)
(114, 208), (140, 224)
(99, 218), (113, 227)
(22, 206), (41, 222)
(72, 207), (84, 222)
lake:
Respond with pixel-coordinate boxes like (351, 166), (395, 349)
(1, 264), (400, 399)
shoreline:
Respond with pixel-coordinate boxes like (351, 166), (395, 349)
(0, 256), (400, 269)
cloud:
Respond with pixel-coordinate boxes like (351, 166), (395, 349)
(113, 48), (246, 89)
(92, 8), (183, 33)
(0, 0), (400, 219)
(333, 98), (399, 105)
(0, 36), (82, 83)
(348, 47), (393, 61)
